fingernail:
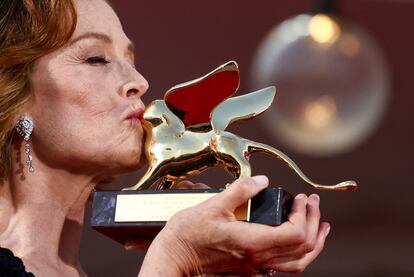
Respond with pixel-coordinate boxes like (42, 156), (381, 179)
(310, 194), (320, 205)
(295, 193), (307, 204)
(251, 175), (268, 186)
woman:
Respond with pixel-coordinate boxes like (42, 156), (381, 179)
(0, 0), (330, 276)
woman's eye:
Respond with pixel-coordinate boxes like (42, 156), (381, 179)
(85, 56), (110, 65)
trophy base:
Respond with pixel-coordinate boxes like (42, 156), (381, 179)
(91, 188), (293, 244)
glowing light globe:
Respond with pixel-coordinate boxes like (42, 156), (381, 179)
(251, 14), (390, 156)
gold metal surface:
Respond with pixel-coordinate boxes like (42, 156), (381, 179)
(124, 61), (357, 191)
(114, 193), (249, 222)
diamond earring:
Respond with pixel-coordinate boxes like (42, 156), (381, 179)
(15, 116), (34, 173)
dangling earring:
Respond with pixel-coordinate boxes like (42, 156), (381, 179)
(15, 116), (34, 173)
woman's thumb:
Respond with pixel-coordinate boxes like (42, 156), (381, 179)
(215, 175), (269, 212)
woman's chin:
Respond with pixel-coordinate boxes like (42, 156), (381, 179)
(111, 151), (146, 174)
(88, 144), (145, 176)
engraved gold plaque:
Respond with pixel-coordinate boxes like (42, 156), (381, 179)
(114, 193), (248, 222)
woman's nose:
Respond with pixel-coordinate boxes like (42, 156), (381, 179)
(121, 72), (149, 98)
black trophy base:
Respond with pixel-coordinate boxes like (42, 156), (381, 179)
(91, 188), (293, 244)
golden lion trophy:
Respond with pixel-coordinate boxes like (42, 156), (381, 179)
(91, 61), (357, 243)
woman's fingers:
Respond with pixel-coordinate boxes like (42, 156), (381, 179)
(247, 195), (320, 255)
(227, 193), (323, 263)
(211, 176), (269, 212)
(265, 194), (309, 248)
(202, 187), (318, 254)
(266, 222), (331, 273)
(173, 180), (210, 189)
(156, 178), (328, 275)
(303, 194), (321, 253)
(212, 193), (309, 251)
(192, 182), (210, 189)
(252, 194), (322, 261)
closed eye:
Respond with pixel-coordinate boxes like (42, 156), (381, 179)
(85, 56), (110, 65)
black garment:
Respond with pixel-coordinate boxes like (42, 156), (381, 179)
(0, 247), (34, 277)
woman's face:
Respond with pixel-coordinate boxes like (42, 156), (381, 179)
(28, 0), (148, 177)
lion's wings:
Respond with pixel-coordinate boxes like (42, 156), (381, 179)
(211, 86), (276, 131)
(164, 61), (240, 129)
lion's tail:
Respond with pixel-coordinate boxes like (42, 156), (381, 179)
(246, 140), (358, 191)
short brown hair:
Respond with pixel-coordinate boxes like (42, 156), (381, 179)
(0, 0), (77, 178)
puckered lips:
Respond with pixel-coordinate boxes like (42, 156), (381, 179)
(125, 108), (144, 124)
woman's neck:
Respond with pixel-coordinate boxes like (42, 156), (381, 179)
(0, 143), (98, 276)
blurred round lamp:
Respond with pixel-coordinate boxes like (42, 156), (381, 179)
(251, 13), (390, 156)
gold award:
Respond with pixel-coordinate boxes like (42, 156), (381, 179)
(124, 61), (356, 191)
(92, 61), (357, 242)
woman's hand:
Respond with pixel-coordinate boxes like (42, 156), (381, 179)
(139, 176), (330, 276)
(170, 180), (211, 190)
(125, 180), (211, 251)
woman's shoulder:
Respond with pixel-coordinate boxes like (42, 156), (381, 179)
(0, 247), (35, 277)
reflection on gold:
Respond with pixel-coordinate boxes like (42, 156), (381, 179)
(308, 14), (340, 44)
(124, 61), (357, 192)
(339, 33), (360, 56)
(302, 96), (337, 130)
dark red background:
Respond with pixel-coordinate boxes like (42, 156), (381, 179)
(80, 1), (414, 276)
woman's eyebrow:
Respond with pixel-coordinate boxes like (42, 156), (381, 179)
(69, 32), (135, 55)
(69, 32), (112, 46)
